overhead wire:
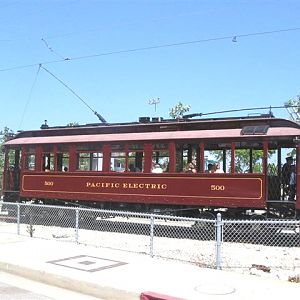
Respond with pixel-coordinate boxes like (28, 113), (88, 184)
(41, 38), (69, 60)
(18, 64), (41, 129)
(1, 26), (300, 72)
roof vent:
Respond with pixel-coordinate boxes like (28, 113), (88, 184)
(241, 125), (269, 135)
(139, 117), (151, 123)
(152, 117), (163, 122)
(40, 120), (49, 129)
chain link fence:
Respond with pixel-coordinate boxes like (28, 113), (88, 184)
(221, 217), (300, 275)
(0, 202), (299, 274)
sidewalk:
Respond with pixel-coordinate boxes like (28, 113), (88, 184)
(0, 233), (299, 299)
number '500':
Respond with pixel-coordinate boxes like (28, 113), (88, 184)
(210, 185), (225, 191)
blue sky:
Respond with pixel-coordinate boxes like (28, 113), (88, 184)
(0, 0), (300, 132)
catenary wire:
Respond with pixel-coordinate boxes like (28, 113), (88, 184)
(0, 26), (300, 72)
(18, 64), (41, 129)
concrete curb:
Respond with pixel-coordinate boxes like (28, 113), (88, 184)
(0, 261), (140, 300)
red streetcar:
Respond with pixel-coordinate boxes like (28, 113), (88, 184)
(2, 114), (300, 218)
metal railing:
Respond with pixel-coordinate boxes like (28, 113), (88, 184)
(0, 202), (299, 273)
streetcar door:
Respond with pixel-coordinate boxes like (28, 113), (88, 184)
(4, 147), (21, 191)
(267, 147), (297, 201)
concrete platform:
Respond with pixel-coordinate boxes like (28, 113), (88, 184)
(0, 233), (299, 299)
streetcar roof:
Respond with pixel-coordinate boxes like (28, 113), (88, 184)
(4, 126), (299, 146)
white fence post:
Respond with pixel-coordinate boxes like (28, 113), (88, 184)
(75, 208), (79, 243)
(17, 203), (20, 235)
(150, 215), (154, 257)
(216, 213), (222, 270)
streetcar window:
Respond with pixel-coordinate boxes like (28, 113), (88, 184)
(204, 148), (231, 173)
(128, 151), (144, 172)
(24, 147), (35, 171)
(25, 153), (35, 171)
(57, 152), (69, 172)
(127, 144), (144, 172)
(77, 152), (103, 171)
(92, 152), (103, 171)
(251, 149), (263, 173)
(77, 153), (90, 171)
(204, 149), (218, 173)
(152, 144), (170, 172)
(76, 143), (103, 171)
(41, 145), (55, 171)
(176, 143), (198, 172)
(176, 147), (190, 172)
(6, 148), (21, 172)
(6, 148), (21, 169)
(111, 152), (126, 172)
(234, 142), (264, 173)
(42, 153), (54, 171)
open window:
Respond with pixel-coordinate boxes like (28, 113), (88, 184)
(42, 145), (55, 171)
(56, 145), (70, 172)
(127, 143), (144, 172)
(77, 144), (103, 171)
(152, 143), (169, 172)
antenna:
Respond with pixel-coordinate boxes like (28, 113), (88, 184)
(148, 98), (160, 112)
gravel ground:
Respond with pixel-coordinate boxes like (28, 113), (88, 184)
(0, 217), (299, 284)
(1, 222), (298, 284)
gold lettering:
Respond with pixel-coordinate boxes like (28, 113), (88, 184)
(86, 181), (168, 190)
(210, 185), (225, 191)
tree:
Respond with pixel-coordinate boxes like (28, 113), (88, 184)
(210, 148), (275, 174)
(285, 93), (300, 123)
(0, 127), (14, 167)
(169, 102), (191, 119)
(284, 93), (300, 157)
(285, 93), (300, 112)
